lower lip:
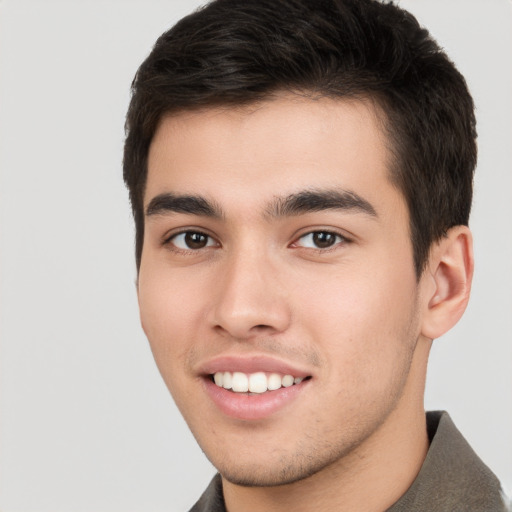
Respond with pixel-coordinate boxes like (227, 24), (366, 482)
(203, 377), (309, 421)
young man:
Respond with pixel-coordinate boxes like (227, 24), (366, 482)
(123, 0), (508, 510)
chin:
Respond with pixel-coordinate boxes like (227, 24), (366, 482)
(219, 462), (321, 488)
(207, 440), (356, 488)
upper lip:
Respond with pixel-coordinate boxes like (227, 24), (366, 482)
(198, 354), (314, 378)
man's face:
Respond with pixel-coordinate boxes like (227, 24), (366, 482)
(138, 95), (430, 486)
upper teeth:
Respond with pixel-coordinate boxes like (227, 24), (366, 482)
(213, 371), (304, 393)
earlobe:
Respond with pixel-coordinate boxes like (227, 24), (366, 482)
(421, 226), (474, 340)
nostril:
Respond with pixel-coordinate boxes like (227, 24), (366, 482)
(210, 297), (291, 338)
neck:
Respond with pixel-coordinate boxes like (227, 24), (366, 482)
(222, 339), (431, 512)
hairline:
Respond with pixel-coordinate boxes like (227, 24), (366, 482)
(139, 89), (423, 274)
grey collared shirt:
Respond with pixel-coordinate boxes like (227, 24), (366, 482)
(189, 411), (509, 512)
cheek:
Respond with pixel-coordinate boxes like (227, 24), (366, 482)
(292, 262), (419, 377)
(137, 265), (207, 371)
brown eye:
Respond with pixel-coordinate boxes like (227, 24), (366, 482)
(297, 231), (345, 249)
(312, 232), (337, 248)
(170, 231), (216, 250)
(184, 232), (208, 249)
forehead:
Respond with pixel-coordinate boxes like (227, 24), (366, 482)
(145, 94), (398, 216)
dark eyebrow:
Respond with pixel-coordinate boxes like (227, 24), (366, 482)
(267, 189), (377, 218)
(145, 193), (223, 218)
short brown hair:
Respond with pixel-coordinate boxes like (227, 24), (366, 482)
(123, 0), (477, 275)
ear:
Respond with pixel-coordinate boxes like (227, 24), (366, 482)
(420, 226), (474, 340)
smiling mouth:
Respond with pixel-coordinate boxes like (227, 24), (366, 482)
(211, 371), (312, 394)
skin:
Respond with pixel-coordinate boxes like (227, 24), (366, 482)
(137, 94), (473, 512)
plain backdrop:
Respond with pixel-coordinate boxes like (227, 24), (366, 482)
(0, 1), (510, 510)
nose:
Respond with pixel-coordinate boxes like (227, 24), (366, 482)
(209, 248), (291, 340)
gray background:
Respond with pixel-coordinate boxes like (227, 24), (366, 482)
(0, 1), (510, 510)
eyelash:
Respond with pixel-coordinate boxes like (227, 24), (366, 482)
(292, 230), (349, 252)
(163, 229), (350, 254)
(164, 230), (218, 253)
